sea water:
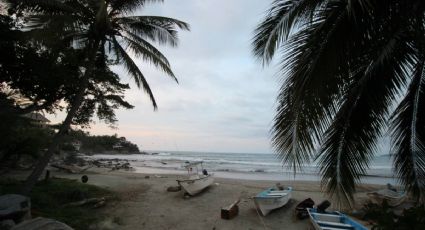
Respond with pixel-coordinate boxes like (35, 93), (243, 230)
(88, 151), (396, 185)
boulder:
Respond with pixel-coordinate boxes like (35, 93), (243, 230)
(81, 175), (88, 183)
(0, 194), (31, 223)
(0, 219), (15, 230)
(11, 217), (74, 230)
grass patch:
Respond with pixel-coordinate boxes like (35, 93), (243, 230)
(0, 177), (116, 230)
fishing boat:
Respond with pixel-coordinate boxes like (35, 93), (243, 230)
(367, 188), (406, 207)
(295, 198), (315, 220)
(307, 208), (367, 230)
(253, 186), (292, 216)
(176, 161), (214, 196)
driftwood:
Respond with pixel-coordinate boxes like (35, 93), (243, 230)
(167, 185), (181, 192)
(221, 199), (240, 220)
(50, 164), (93, 174)
(92, 200), (106, 208)
(62, 197), (105, 208)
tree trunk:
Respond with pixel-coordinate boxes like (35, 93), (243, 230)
(20, 42), (99, 195)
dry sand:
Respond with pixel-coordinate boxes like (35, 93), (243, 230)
(32, 168), (381, 230)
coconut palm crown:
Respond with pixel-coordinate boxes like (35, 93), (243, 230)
(11, 0), (189, 108)
(253, 0), (425, 206)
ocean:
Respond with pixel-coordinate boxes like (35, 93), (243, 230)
(88, 151), (397, 185)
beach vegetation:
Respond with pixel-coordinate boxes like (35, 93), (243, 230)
(363, 201), (425, 229)
(62, 129), (140, 153)
(0, 119), (51, 170)
(2, 0), (189, 195)
(0, 22), (133, 170)
(0, 85), (53, 170)
(253, 0), (425, 206)
(0, 8), (133, 166)
(0, 177), (116, 230)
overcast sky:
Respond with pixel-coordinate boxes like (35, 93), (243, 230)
(51, 0), (280, 153)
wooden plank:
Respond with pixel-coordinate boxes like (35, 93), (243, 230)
(317, 220), (353, 228)
(266, 193), (287, 197)
(312, 213), (341, 217)
(322, 227), (349, 230)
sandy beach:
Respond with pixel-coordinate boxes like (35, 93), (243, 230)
(12, 168), (381, 230)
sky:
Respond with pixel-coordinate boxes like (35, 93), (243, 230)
(50, 0), (281, 153)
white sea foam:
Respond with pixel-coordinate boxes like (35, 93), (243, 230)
(87, 151), (394, 183)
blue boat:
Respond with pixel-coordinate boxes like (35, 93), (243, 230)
(307, 208), (368, 230)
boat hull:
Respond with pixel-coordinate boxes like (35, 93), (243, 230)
(367, 189), (406, 207)
(253, 188), (292, 216)
(307, 208), (367, 230)
(177, 174), (214, 196)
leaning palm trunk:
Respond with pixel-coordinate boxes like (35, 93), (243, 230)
(14, 0), (189, 195)
(20, 42), (99, 195)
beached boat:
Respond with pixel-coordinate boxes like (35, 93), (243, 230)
(295, 198), (315, 219)
(177, 161), (214, 196)
(253, 186), (292, 216)
(367, 188), (407, 207)
(307, 208), (367, 230)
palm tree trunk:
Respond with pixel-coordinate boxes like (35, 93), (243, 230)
(20, 42), (99, 195)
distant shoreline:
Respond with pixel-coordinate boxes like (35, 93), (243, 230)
(83, 153), (398, 186)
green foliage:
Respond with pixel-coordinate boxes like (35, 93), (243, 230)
(0, 178), (115, 230)
(363, 202), (425, 230)
(63, 130), (140, 153)
(0, 44), (81, 113)
(253, 0), (425, 205)
(8, 0), (189, 109)
(0, 9), (134, 127)
(0, 122), (52, 160)
(72, 64), (135, 127)
(0, 95), (52, 166)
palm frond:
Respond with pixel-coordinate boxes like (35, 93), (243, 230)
(6, 0), (78, 15)
(252, 0), (322, 64)
(318, 23), (416, 206)
(273, 1), (349, 174)
(117, 16), (189, 47)
(112, 37), (157, 109)
(8, 0), (91, 48)
(126, 16), (190, 30)
(263, 0), (420, 206)
(346, 0), (374, 20)
(390, 60), (425, 202)
(121, 32), (177, 82)
(109, 0), (163, 14)
(318, 79), (380, 207)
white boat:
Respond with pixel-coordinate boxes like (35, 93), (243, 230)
(307, 208), (368, 230)
(367, 188), (407, 207)
(176, 161), (214, 196)
(253, 186), (292, 216)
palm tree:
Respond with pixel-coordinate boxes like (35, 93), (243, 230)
(8, 0), (189, 194)
(252, 0), (425, 206)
